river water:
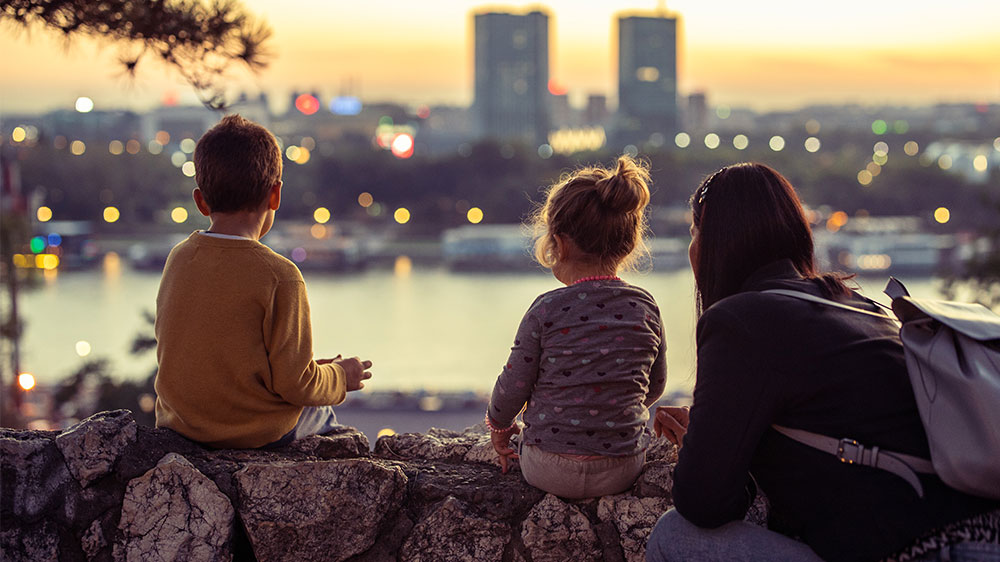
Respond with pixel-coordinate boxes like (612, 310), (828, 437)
(16, 258), (940, 396)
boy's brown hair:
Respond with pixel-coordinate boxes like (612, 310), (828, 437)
(193, 114), (282, 213)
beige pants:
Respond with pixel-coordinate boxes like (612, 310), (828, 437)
(518, 444), (645, 499)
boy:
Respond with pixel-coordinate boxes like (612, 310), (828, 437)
(154, 114), (371, 449)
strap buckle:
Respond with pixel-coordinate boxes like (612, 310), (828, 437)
(837, 438), (863, 464)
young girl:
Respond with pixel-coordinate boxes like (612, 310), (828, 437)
(486, 155), (667, 499)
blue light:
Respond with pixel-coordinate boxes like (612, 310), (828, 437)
(330, 96), (362, 116)
(47, 233), (62, 247)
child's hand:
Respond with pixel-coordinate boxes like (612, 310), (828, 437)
(653, 405), (690, 447)
(330, 356), (373, 391)
(492, 425), (520, 474)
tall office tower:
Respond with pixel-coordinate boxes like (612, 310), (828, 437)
(616, 12), (678, 144)
(473, 10), (550, 146)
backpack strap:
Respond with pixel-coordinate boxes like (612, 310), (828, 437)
(772, 425), (935, 498)
(763, 289), (899, 323)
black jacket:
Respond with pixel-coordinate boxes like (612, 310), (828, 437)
(672, 260), (998, 562)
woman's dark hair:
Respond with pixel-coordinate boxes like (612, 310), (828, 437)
(690, 162), (852, 314)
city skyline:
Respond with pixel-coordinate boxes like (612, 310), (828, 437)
(1, 0), (999, 114)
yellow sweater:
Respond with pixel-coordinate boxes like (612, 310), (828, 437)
(154, 232), (346, 448)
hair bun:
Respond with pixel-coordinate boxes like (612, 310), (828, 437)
(595, 155), (651, 214)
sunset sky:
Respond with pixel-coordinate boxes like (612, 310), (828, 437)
(1, 0), (998, 114)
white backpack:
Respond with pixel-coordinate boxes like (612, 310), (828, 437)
(765, 278), (1000, 500)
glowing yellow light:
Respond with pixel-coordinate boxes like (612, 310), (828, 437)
(636, 66), (660, 82)
(857, 170), (873, 186)
(873, 142), (889, 157)
(938, 155), (953, 170)
(76, 340), (91, 357)
(181, 162), (196, 177)
(733, 134), (749, 150)
(358, 192), (374, 208)
(179, 138), (196, 154)
(11, 127), (27, 143)
(704, 133), (720, 149)
(903, 141), (919, 156)
(36, 206), (53, 222)
(394, 255), (412, 277)
(310, 224), (327, 239)
(715, 105), (731, 119)
(994, 137), (1000, 152)
(108, 140), (124, 155)
(171, 152), (187, 167)
(866, 162), (882, 176)
(873, 153), (888, 166)
(934, 207), (951, 224)
(12, 254), (28, 268)
(391, 134), (414, 159)
(804, 137), (821, 153)
(857, 254), (892, 270)
(75, 96), (94, 113)
(467, 207), (484, 224)
(138, 393), (156, 413)
(830, 211), (849, 227)
(285, 145), (301, 161)
(295, 146), (311, 165)
(37, 254), (59, 270)
(103, 206), (120, 223)
(170, 207), (188, 223)
(155, 130), (170, 145)
(394, 208), (411, 224)
(674, 132), (691, 148)
(18, 373), (35, 391)
(313, 207), (331, 224)
(70, 140), (86, 155)
(546, 127), (606, 155)
(973, 155), (988, 172)
(376, 428), (396, 438)
(769, 136), (785, 151)
(805, 119), (821, 135)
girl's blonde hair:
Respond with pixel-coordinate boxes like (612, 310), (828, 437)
(531, 155), (651, 271)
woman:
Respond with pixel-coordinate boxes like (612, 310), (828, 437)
(646, 163), (999, 562)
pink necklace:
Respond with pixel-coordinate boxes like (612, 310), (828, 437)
(572, 275), (621, 285)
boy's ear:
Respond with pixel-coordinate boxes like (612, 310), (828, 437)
(193, 188), (212, 217)
(267, 181), (282, 211)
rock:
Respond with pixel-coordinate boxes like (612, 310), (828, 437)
(81, 516), (108, 560)
(597, 493), (672, 562)
(644, 439), (678, 463)
(406, 459), (544, 522)
(374, 432), (474, 462)
(461, 434), (498, 465)
(235, 459), (406, 562)
(0, 519), (60, 561)
(520, 494), (601, 562)
(633, 460), (673, 499)
(284, 426), (370, 458)
(745, 491), (769, 527)
(115, 453), (234, 562)
(399, 497), (511, 562)
(56, 410), (137, 488)
(0, 431), (74, 520)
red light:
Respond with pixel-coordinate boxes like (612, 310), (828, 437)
(162, 91), (178, 107)
(391, 134), (414, 159)
(295, 94), (320, 116)
(548, 80), (567, 96)
(416, 106), (430, 119)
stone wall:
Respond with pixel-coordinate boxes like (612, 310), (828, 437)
(1, 410), (767, 561)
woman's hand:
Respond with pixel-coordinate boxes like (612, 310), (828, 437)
(491, 424), (521, 474)
(653, 405), (690, 447)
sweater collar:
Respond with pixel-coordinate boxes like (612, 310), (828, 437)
(738, 259), (803, 292)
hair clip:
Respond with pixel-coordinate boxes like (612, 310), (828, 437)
(697, 168), (725, 205)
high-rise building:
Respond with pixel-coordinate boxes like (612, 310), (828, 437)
(616, 12), (678, 143)
(473, 10), (550, 146)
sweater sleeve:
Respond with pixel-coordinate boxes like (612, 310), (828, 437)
(672, 304), (777, 528)
(264, 279), (347, 407)
(644, 320), (668, 408)
(487, 304), (543, 428)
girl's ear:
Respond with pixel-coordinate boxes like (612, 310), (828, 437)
(553, 233), (566, 263)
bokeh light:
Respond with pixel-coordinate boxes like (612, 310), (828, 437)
(313, 207), (331, 224)
(76, 340), (92, 357)
(769, 136), (785, 151)
(291, 247), (307, 262)
(18, 373), (35, 391)
(47, 233), (62, 247)
(973, 155), (988, 172)
(295, 94), (320, 115)
(179, 138), (196, 154)
(871, 120), (888, 135)
(857, 170), (873, 186)
(358, 192), (374, 208)
(994, 138), (1000, 152)
(38, 254), (59, 270)
(377, 428), (396, 438)
(148, 140), (164, 155)
(330, 96), (362, 115)
(937, 155), (953, 170)
(301, 137), (316, 151)
(873, 141), (889, 156)
(36, 206), (53, 222)
(391, 133), (415, 159)
(467, 207), (484, 224)
(30, 236), (46, 253)
(934, 207), (951, 224)
(70, 140), (86, 155)
(310, 224), (327, 239)
(155, 130), (170, 145)
(11, 126), (26, 143)
(893, 120), (909, 134)
(704, 133), (720, 149)
(125, 139), (141, 154)
(805, 119), (821, 135)
(181, 161), (196, 177)
(732, 134), (749, 150)
(394, 207), (411, 224)
(715, 105), (731, 119)
(804, 137), (821, 153)
(903, 141), (920, 156)
(294, 146), (311, 165)
(674, 132), (690, 148)
(171, 151), (187, 167)
(537, 144), (554, 159)
(109, 140), (124, 155)
(394, 255), (413, 277)
(866, 162), (882, 177)
(75, 96), (94, 113)
(873, 153), (888, 165)
(170, 207), (188, 223)
(103, 206), (120, 223)
(285, 145), (301, 161)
